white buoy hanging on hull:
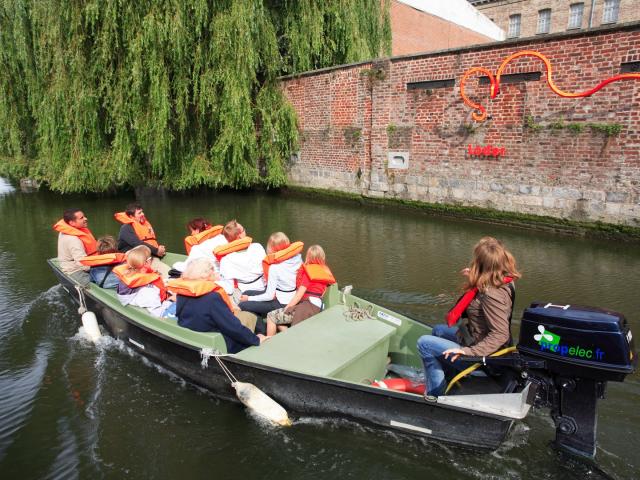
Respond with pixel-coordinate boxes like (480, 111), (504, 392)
(233, 381), (291, 426)
(81, 311), (102, 343)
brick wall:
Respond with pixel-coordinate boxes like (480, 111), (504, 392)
(391, 1), (494, 55)
(472, 0), (640, 38)
(281, 23), (640, 226)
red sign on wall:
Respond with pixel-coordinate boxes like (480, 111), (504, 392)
(467, 144), (506, 158)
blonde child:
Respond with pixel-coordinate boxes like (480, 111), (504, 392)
(265, 245), (335, 336)
(113, 245), (174, 316)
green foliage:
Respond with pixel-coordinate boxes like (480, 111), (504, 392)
(523, 116), (622, 138)
(567, 123), (584, 135)
(386, 123), (397, 136)
(343, 127), (361, 147)
(360, 66), (386, 87)
(0, 0), (391, 192)
(524, 115), (543, 132)
(460, 123), (477, 135)
(588, 122), (623, 137)
(548, 119), (565, 131)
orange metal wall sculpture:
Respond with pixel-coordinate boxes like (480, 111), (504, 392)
(460, 50), (640, 122)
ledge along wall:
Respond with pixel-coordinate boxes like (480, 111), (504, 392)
(280, 22), (640, 227)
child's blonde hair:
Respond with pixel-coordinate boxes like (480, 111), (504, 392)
(305, 245), (326, 265)
(126, 245), (151, 271)
(267, 232), (290, 254)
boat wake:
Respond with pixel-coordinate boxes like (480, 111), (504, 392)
(0, 284), (69, 345)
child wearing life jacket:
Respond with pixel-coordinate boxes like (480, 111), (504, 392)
(238, 232), (303, 318)
(113, 245), (174, 317)
(83, 235), (123, 289)
(265, 245), (336, 336)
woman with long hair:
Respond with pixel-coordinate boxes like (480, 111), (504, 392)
(417, 237), (521, 397)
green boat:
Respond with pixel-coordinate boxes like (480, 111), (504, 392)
(48, 252), (636, 459)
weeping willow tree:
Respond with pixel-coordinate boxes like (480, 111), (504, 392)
(0, 0), (390, 192)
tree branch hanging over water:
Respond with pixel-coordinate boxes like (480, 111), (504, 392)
(0, 0), (390, 192)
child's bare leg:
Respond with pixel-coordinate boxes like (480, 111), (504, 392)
(277, 325), (289, 332)
(266, 320), (277, 337)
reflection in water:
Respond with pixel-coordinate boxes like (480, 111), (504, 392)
(0, 187), (638, 479)
(0, 177), (15, 195)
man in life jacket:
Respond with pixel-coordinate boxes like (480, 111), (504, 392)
(53, 208), (96, 286)
(115, 202), (170, 277)
(215, 220), (267, 297)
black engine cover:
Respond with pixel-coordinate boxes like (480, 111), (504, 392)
(517, 302), (636, 381)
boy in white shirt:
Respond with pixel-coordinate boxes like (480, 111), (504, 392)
(215, 220), (267, 296)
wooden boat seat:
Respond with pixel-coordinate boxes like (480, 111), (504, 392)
(235, 304), (396, 383)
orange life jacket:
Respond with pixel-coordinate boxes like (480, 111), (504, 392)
(112, 263), (167, 301)
(302, 264), (336, 285)
(213, 237), (253, 261)
(114, 212), (159, 248)
(262, 241), (304, 281)
(167, 279), (234, 312)
(183, 225), (224, 254)
(52, 219), (97, 255)
(79, 253), (126, 267)
(299, 264), (336, 299)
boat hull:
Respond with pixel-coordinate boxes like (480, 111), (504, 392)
(50, 263), (514, 450)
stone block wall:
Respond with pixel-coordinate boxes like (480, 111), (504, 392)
(281, 23), (640, 226)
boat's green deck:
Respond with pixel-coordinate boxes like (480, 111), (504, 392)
(236, 305), (396, 383)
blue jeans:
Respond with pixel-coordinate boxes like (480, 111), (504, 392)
(89, 266), (119, 289)
(417, 324), (463, 397)
(431, 324), (459, 342)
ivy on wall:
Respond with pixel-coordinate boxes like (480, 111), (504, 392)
(0, 0), (391, 192)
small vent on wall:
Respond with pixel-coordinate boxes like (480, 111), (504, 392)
(620, 62), (640, 73)
(407, 79), (455, 90)
(388, 151), (409, 169)
(479, 72), (541, 85)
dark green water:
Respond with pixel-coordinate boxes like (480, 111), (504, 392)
(0, 178), (638, 479)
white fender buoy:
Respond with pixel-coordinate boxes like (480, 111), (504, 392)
(81, 311), (102, 343)
(233, 381), (291, 426)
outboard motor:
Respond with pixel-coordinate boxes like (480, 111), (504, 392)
(517, 302), (636, 458)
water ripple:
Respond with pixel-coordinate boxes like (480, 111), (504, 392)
(44, 417), (80, 480)
(0, 343), (50, 461)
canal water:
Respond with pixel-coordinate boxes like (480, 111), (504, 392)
(0, 181), (638, 479)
